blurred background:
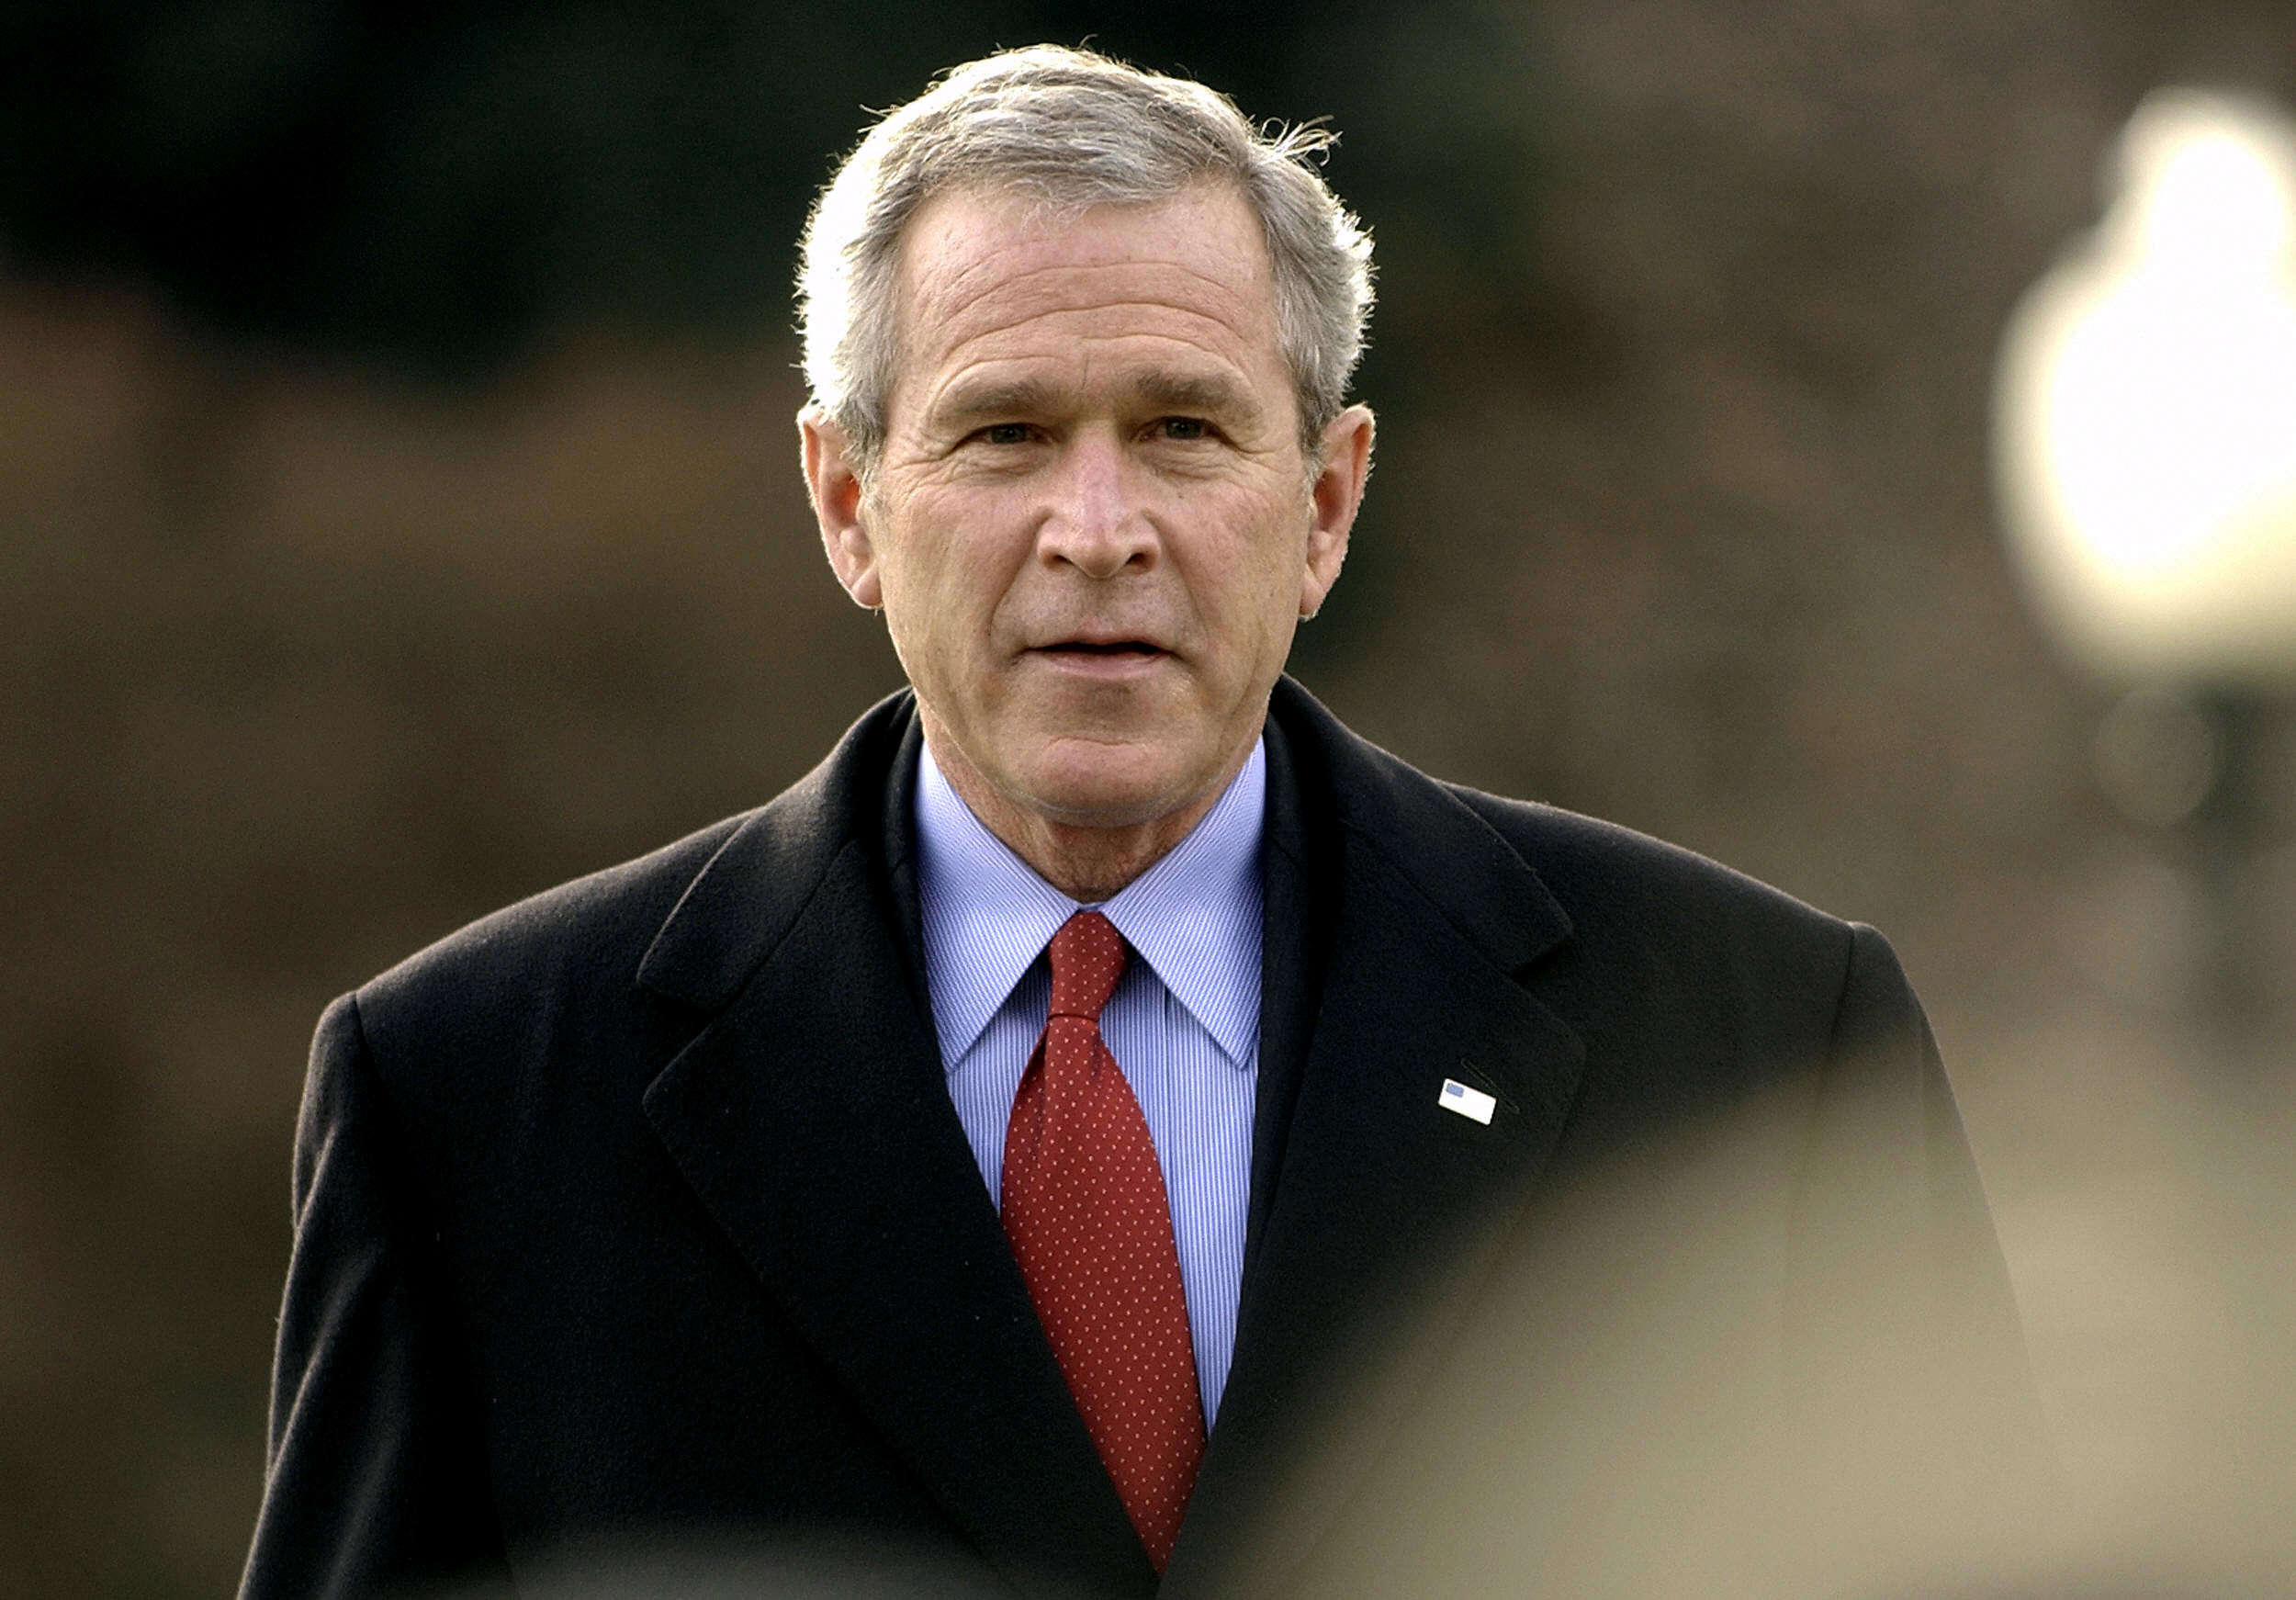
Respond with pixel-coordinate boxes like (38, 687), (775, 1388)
(3, 1), (2293, 1594)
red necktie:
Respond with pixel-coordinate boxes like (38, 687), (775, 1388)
(1001, 910), (1205, 1572)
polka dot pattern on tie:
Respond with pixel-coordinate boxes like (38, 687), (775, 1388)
(1001, 910), (1205, 1572)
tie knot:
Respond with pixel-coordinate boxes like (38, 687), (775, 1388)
(1047, 910), (1127, 1021)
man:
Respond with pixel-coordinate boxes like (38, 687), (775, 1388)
(241, 45), (2035, 1600)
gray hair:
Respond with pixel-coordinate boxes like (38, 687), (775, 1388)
(797, 45), (1375, 475)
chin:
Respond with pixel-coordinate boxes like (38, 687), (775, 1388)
(1017, 747), (1203, 831)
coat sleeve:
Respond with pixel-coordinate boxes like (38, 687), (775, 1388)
(239, 992), (511, 1600)
(1787, 922), (2055, 1494)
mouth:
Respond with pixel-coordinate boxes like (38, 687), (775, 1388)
(1027, 637), (1173, 676)
(1036, 639), (1165, 659)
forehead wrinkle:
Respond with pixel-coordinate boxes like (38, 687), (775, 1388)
(904, 286), (1268, 425)
(923, 336), (1267, 434)
(904, 186), (1273, 290)
(920, 294), (1265, 390)
(933, 297), (1260, 363)
(914, 256), (1277, 351)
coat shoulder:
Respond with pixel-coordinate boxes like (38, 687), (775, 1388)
(1434, 782), (1885, 1087)
(1269, 677), (1860, 986)
(351, 690), (921, 1048)
(357, 811), (748, 1029)
(1445, 783), (1857, 964)
(338, 811), (775, 1137)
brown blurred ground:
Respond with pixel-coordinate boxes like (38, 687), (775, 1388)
(4, 3), (2294, 1595)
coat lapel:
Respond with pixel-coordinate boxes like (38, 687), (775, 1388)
(1165, 681), (1587, 1595)
(634, 697), (1154, 1598)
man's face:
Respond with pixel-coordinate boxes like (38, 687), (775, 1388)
(805, 184), (1372, 837)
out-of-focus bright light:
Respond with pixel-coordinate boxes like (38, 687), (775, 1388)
(1995, 88), (2296, 683)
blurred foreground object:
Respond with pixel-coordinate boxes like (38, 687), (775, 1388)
(1196, 1082), (2058, 1600)
(1994, 87), (2296, 684)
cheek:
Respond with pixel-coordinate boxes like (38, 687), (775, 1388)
(1205, 500), (1311, 629)
(897, 490), (1031, 607)
(872, 516), (957, 615)
(877, 524), (1019, 686)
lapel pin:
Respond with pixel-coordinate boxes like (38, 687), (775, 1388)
(1439, 1078), (1497, 1125)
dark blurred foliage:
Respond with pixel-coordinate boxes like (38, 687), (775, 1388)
(0, 0), (1555, 379)
(6, 4), (2296, 1597)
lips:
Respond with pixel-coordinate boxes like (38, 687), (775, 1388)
(1038, 639), (1165, 656)
(1024, 636), (1174, 677)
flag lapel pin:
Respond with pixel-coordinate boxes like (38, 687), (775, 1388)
(1438, 1077), (1497, 1125)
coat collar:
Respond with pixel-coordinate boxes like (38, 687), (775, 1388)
(632, 677), (1573, 1016)
(635, 692), (918, 1014)
(631, 680), (1586, 1597)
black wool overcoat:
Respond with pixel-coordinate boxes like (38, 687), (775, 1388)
(240, 678), (2038, 1600)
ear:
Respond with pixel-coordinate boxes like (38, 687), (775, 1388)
(1300, 403), (1375, 619)
(799, 405), (883, 610)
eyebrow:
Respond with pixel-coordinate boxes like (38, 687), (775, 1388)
(1133, 371), (1259, 423)
(929, 369), (1266, 432)
(931, 377), (1062, 430)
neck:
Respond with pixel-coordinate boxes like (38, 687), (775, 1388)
(922, 731), (1249, 904)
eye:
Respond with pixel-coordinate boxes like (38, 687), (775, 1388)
(977, 422), (1034, 445)
(1156, 416), (1210, 441)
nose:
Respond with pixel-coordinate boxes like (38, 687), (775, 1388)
(1037, 430), (1159, 580)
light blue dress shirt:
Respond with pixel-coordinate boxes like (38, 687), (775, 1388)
(913, 738), (1265, 1427)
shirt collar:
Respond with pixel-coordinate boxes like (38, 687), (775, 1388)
(913, 737), (1266, 1072)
